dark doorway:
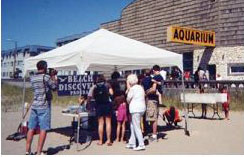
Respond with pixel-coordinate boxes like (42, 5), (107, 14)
(183, 52), (193, 74)
(208, 64), (216, 80)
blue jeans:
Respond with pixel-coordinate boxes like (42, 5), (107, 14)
(28, 107), (51, 131)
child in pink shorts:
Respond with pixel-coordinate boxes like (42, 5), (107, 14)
(115, 95), (127, 142)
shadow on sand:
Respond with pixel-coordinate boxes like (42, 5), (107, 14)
(188, 115), (224, 120)
(46, 126), (98, 154)
(45, 117), (185, 154)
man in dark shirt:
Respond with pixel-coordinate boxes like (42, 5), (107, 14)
(141, 69), (152, 91)
(145, 65), (163, 142)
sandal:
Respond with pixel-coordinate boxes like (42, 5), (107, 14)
(97, 142), (103, 146)
(106, 142), (112, 146)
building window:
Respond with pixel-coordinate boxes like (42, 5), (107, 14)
(11, 62), (14, 66)
(228, 63), (244, 76)
(18, 60), (23, 66)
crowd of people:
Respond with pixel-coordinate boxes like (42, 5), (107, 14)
(84, 65), (183, 151)
(25, 60), (230, 154)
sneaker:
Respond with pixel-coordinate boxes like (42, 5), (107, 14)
(125, 144), (136, 149)
(25, 152), (34, 155)
(149, 137), (158, 142)
(143, 135), (149, 140)
(133, 145), (145, 151)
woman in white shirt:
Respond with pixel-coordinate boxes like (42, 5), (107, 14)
(126, 74), (146, 151)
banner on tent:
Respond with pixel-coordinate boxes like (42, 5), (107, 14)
(58, 75), (94, 96)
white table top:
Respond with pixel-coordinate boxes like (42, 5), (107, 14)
(62, 111), (96, 118)
(180, 93), (227, 104)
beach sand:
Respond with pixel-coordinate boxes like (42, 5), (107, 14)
(2, 106), (244, 155)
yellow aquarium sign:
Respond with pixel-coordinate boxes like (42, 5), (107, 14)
(167, 26), (215, 47)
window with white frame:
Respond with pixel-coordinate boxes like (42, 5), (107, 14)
(228, 63), (244, 75)
(18, 60), (23, 66)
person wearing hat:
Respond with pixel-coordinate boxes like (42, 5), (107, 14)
(25, 60), (57, 155)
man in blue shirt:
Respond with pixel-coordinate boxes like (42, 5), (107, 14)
(141, 69), (152, 92)
(26, 60), (57, 155)
(145, 65), (163, 142)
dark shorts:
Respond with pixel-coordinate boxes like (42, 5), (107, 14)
(96, 103), (113, 117)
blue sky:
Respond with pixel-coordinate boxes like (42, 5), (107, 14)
(1, 0), (134, 50)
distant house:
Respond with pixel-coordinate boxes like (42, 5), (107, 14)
(1, 45), (54, 79)
(56, 31), (92, 47)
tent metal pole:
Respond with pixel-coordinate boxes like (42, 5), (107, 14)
(77, 74), (82, 147)
(22, 76), (26, 118)
(80, 74), (82, 97)
(181, 72), (190, 136)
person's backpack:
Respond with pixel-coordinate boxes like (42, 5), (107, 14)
(93, 83), (110, 104)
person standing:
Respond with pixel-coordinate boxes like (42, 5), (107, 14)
(93, 75), (114, 146)
(145, 65), (163, 142)
(184, 71), (190, 81)
(205, 70), (210, 81)
(26, 60), (57, 155)
(216, 74), (222, 89)
(199, 86), (207, 118)
(221, 86), (230, 120)
(141, 69), (152, 135)
(114, 95), (127, 142)
(159, 69), (167, 81)
(194, 67), (200, 88)
(198, 67), (205, 81)
(110, 71), (122, 98)
(126, 74), (146, 151)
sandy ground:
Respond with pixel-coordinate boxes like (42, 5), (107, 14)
(1, 106), (244, 155)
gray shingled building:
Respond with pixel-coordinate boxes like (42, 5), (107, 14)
(101, 0), (244, 80)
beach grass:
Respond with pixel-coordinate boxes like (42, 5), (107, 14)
(1, 82), (76, 112)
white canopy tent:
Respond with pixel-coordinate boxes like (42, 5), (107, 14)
(24, 29), (183, 75)
(23, 28), (189, 135)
